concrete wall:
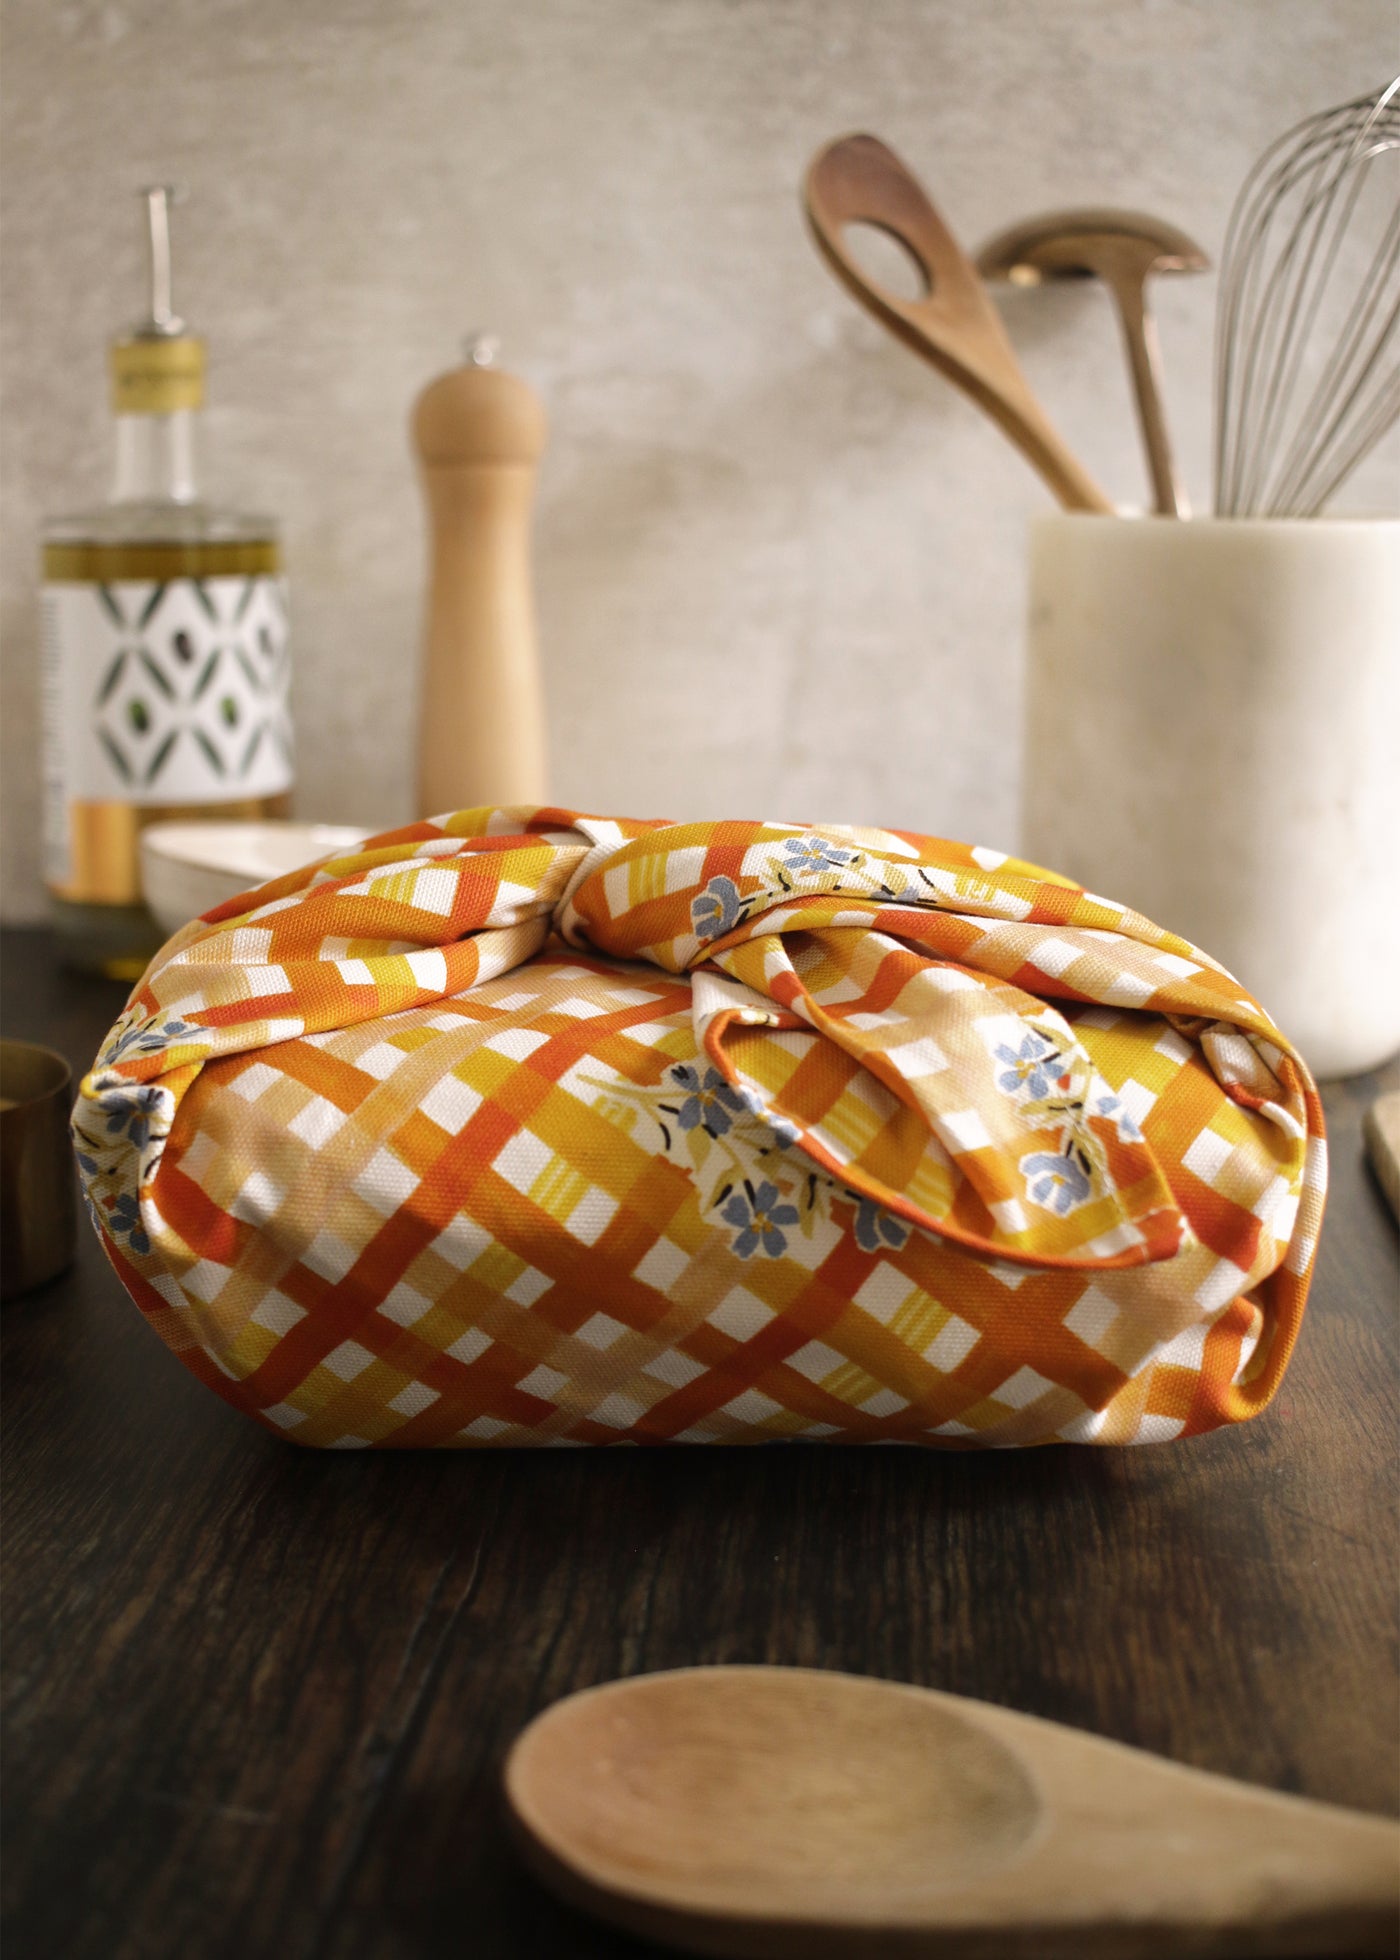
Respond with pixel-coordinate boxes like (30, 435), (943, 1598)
(2, 0), (1394, 917)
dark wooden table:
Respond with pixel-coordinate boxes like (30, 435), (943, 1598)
(3, 926), (1397, 1960)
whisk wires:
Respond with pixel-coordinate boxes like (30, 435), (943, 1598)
(1214, 78), (1400, 517)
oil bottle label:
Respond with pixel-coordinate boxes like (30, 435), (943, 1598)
(41, 574), (293, 890)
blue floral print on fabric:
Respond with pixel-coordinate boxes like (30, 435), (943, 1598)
(995, 1030), (1063, 1102)
(106, 1191), (151, 1258)
(1095, 1089), (1144, 1144)
(720, 1179), (801, 1259)
(691, 875), (743, 942)
(853, 1196), (911, 1254)
(664, 1063), (747, 1138)
(778, 835), (856, 876)
(95, 1083), (166, 1152)
(100, 1014), (202, 1070)
(1020, 1149), (1094, 1216)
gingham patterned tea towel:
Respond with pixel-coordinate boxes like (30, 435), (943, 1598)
(73, 807), (1325, 1449)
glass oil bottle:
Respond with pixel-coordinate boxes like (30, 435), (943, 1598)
(41, 187), (292, 978)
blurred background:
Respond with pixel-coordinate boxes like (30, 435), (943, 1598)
(2, 0), (1394, 922)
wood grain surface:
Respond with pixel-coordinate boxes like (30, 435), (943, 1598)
(2, 927), (1396, 1960)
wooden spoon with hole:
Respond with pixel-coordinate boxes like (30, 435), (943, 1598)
(505, 1666), (1399, 1957)
(804, 135), (1113, 513)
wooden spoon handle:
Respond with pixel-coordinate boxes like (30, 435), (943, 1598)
(956, 1684), (1400, 1957)
(804, 135), (1114, 514)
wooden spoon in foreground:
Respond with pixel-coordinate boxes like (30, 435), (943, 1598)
(504, 1666), (1398, 1958)
(804, 134), (1113, 513)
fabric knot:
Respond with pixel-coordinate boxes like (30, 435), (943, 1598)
(73, 805), (1321, 1278)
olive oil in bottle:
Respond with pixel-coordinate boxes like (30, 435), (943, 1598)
(41, 187), (293, 978)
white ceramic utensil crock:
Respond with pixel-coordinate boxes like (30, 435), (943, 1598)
(1023, 515), (1400, 1080)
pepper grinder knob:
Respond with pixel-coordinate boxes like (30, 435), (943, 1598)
(411, 338), (549, 819)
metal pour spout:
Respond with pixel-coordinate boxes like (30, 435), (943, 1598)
(137, 185), (186, 339)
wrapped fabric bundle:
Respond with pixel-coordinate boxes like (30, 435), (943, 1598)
(73, 808), (1325, 1449)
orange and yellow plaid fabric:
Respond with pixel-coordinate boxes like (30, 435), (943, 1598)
(74, 807), (1325, 1448)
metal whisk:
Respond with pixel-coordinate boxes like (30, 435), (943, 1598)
(1214, 78), (1400, 517)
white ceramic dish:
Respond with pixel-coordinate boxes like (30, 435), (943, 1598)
(140, 821), (369, 939)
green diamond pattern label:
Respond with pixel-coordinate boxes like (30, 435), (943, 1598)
(43, 575), (293, 845)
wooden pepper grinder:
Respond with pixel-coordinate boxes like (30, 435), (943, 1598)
(412, 335), (549, 817)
